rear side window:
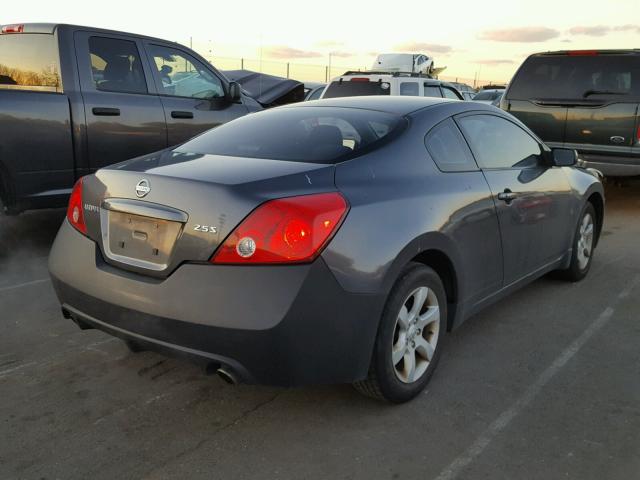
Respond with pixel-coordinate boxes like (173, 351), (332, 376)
(0, 33), (61, 92)
(425, 118), (477, 172)
(323, 79), (390, 98)
(508, 54), (640, 100)
(457, 114), (543, 169)
(177, 106), (405, 164)
(308, 87), (324, 100)
(442, 87), (460, 100)
(400, 82), (419, 96)
(88, 37), (147, 94)
(424, 85), (442, 98)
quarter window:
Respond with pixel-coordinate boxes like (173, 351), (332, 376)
(88, 37), (147, 94)
(425, 118), (478, 172)
(457, 114), (543, 169)
(147, 45), (224, 99)
(400, 82), (419, 96)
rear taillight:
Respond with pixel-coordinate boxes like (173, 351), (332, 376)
(211, 192), (348, 264)
(1, 24), (24, 34)
(67, 178), (87, 234)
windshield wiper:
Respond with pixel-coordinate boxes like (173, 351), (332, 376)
(582, 89), (628, 98)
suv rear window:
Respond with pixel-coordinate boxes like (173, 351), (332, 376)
(508, 54), (640, 100)
(323, 79), (390, 98)
(178, 106), (405, 164)
(0, 33), (62, 92)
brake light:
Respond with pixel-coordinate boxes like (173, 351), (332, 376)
(1, 24), (24, 34)
(350, 78), (370, 82)
(567, 50), (599, 56)
(67, 178), (87, 234)
(211, 192), (348, 264)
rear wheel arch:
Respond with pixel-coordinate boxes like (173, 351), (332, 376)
(410, 249), (459, 331)
(0, 160), (16, 214)
(586, 192), (604, 247)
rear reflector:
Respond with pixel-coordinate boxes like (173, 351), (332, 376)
(1, 24), (25, 34)
(67, 178), (87, 235)
(567, 50), (599, 56)
(211, 192), (348, 264)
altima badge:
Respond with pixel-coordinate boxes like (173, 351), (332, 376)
(135, 179), (150, 198)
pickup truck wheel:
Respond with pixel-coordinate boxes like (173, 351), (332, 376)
(353, 263), (446, 403)
(125, 340), (146, 353)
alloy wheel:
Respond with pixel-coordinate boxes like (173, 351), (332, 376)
(392, 286), (440, 383)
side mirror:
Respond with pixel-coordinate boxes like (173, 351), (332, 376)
(227, 81), (242, 103)
(551, 148), (577, 167)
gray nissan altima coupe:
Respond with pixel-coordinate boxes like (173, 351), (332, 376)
(49, 96), (604, 403)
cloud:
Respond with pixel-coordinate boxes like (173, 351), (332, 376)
(568, 25), (610, 37)
(560, 38), (572, 43)
(329, 51), (353, 58)
(393, 42), (453, 54)
(612, 24), (640, 33)
(316, 40), (345, 48)
(476, 59), (515, 66)
(478, 27), (560, 42)
(263, 46), (323, 59)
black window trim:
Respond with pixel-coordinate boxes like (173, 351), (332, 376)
(143, 41), (227, 101)
(424, 117), (480, 173)
(453, 111), (548, 171)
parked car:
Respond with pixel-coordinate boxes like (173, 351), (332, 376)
(0, 23), (301, 214)
(304, 82), (326, 101)
(321, 71), (463, 100)
(450, 82), (477, 100)
(473, 89), (503, 105)
(501, 50), (640, 176)
(49, 96), (604, 403)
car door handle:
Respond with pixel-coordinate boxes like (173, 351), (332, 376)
(171, 111), (194, 119)
(498, 189), (517, 203)
(92, 107), (120, 116)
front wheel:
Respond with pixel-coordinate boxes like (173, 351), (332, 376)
(354, 263), (447, 403)
(558, 202), (597, 282)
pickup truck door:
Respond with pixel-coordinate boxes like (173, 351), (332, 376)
(74, 31), (168, 171)
(142, 42), (250, 146)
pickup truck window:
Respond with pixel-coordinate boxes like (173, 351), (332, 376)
(88, 37), (147, 94)
(0, 34), (61, 92)
(147, 45), (224, 99)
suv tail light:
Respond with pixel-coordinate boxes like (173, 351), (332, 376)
(67, 178), (87, 234)
(1, 24), (24, 34)
(211, 192), (348, 264)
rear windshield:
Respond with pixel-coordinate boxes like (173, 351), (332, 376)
(508, 54), (640, 100)
(0, 33), (62, 92)
(323, 79), (390, 98)
(177, 106), (405, 164)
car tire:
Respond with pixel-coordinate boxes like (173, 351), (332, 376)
(558, 202), (597, 282)
(354, 262), (447, 403)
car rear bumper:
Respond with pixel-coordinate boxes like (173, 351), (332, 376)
(49, 220), (384, 386)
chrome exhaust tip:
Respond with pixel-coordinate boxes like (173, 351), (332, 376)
(216, 367), (239, 385)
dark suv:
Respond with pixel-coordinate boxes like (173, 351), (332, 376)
(501, 50), (640, 176)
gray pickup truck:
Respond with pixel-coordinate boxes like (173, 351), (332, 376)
(0, 23), (303, 214)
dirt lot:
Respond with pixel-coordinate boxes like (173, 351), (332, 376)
(1, 180), (639, 480)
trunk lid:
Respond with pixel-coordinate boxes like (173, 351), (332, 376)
(81, 149), (336, 278)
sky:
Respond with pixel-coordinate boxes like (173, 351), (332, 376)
(3, 0), (640, 84)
